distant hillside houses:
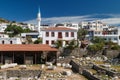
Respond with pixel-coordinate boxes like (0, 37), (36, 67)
(1, 19), (120, 46)
(0, 23), (8, 33)
(53, 21), (120, 45)
(1, 8), (120, 46)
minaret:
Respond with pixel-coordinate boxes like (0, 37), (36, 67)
(37, 7), (41, 38)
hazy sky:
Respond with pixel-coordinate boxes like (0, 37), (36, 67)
(0, 0), (120, 22)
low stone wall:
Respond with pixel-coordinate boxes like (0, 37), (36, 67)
(93, 65), (119, 77)
(70, 60), (86, 74)
(0, 70), (41, 78)
(57, 57), (72, 64)
(105, 50), (120, 58)
(82, 70), (100, 80)
(70, 60), (80, 73)
(0, 71), (3, 75)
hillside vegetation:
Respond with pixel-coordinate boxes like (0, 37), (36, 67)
(0, 18), (10, 23)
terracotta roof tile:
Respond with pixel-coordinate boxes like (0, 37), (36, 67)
(0, 44), (58, 51)
(43, 27), (76, 31)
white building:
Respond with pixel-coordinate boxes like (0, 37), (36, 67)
(93, 27), (120, 45)
(0, 23), (8, 33)
(63, 23), (79, 30)
(20, 23), (36, 31)
(0, 34), (9, 38)
(54, 23), (79, 30)
(79, 22), (88, 29)
(0, 37), (22, 44)
(80, 21), (108, 31)
(0, 34), (22, 44)
(83, 21), (120, 45)
(21, 32), (39, 42)
(42, 27), (77, 47)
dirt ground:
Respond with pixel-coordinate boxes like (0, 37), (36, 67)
(0, 64), (87, 80)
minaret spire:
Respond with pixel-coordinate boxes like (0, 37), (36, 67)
(37, 6), (42, 38)
(38, 6), (41, 18)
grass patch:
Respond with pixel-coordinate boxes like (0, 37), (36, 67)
(93, 61), (104, 65)
(88, 69), (97, 74)
(111, 65), (120, 72)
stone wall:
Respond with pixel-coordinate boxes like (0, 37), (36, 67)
(93, 65), (119, 77)
(0, 70), (41, 78)
(82, 70), (100, 80)
(61, 48), (87, 57)
(70, 60), (88, 74)
(105, 50), (120, 58)
(60, 47), (120, 59)
(70, 60), (80, 73)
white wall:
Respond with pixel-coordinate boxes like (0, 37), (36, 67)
(42, 30), (77, 47)
(0, 23), (7, 33)
(0, 38), (22, 44)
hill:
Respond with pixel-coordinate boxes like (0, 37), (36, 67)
(0, 18), (10, 23)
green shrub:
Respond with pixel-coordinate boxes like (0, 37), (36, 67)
(111, 45), (120, 50)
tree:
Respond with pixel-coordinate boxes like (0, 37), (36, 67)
(34, 38), (42, 44)
(5, 24), (24, 37)
(87, 43), (104, 55)
(77, 28), (88, 48)
(77, 28), (88, 41)
(65, 39), (78, 50)
(54, 40), (62, 48)
(5, 24), (32, 37)
(23, 28), (31, 33)
(111, 45), (120, 50)
(91, 37), (105, 44)
(26, 36), (33, 44)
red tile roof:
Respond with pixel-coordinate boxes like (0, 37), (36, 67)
(43, 27), (77, 31)
(0, 44), (58, 51)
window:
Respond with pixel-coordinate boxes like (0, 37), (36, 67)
(98, 32), (100, 34)
(51, 32), (55, 37)
(46, 40), (49, 44)
(10, 41), (13, 44)
(95, 32), (97, 34)
(71, 32), (74, 37)
(104, 38), (107, 40)
(58, 32), (62, 38)
(108, 38), (111, 41)
(27, 35), (38, 38)
(51, 40), (55, 44)
(114, 38), (117, 40)
(2, 40), (4, 44)
(65, 32), (69, 37)
(46, 32), (49, 37)
(114, 32), (117, 34)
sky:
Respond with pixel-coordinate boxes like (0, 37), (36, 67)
(1, 0), (120, 25)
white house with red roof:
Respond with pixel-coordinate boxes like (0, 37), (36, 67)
(42, 26), (77, 47)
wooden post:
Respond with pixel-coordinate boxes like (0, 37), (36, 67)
(24, 52), (26, 64)
(13, 52), (14, 63)
(56, 51), (58, 64)
(1, 52), (3, 64)
(35, 52), (36, 64)
(46, 52), (47, 62)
